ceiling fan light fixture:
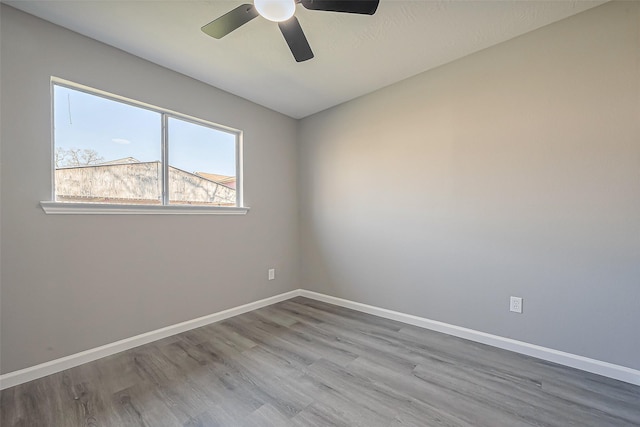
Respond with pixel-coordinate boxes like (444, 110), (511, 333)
(254, 0), (296, 22)
(202, 0), (380, 62)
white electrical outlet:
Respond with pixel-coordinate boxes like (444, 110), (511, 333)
(510, 296), (523, 313)
(268, 268), (275, 281)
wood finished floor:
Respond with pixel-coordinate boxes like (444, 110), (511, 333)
(1, 297), (639, 426)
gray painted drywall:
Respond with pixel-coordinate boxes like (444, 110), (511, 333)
(2, 1), (639, 377)
(0, 5), (299, 374)
(298, 1), (640, 370)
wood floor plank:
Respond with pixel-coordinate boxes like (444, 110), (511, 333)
(241, 403), (294, 427)
(2, 297), (638, 426)
(290, 402), (353, 427)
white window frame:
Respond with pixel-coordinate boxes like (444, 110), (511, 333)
(41, 77), (248, 215)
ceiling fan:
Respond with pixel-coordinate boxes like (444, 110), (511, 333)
(201, 0), (380, 62)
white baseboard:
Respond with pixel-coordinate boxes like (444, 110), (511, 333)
(0, 290), (302, 390)
(299, 290), (640, 386)
(2, 288), (639, 390)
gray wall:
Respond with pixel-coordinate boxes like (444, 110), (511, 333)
(298, 1), (640, 370)
(2, 1), (639, 376)
(0, 5), (299, 374)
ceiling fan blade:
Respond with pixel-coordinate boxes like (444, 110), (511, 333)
(278, 17), (314, 63)
(201, 4), (259, 39)
(301, 0), (379, 15)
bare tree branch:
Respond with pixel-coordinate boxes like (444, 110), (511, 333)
(55, 147), (105, 167)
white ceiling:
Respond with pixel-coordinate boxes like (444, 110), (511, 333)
(5, 0), (607, 119)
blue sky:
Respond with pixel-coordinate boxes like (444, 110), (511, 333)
(54, 85), (236, 176)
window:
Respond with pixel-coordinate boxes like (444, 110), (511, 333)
(44, 79), (245, 214)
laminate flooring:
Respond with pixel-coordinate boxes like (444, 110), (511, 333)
(1, 297), (639, 426)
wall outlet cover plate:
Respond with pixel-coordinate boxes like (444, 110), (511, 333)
(510, 296), (523, 313)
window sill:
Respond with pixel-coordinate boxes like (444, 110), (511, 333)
(40, 201), (249, 215)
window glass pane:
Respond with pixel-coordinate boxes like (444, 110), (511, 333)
(167, 116), (237, 206)
(54, 85), (162, 204)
